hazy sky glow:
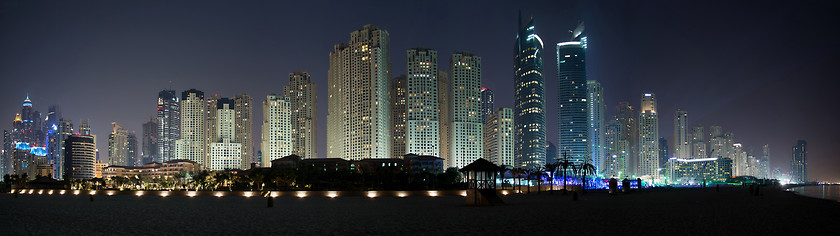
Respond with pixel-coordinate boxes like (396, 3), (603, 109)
(1, 1), (838, 181)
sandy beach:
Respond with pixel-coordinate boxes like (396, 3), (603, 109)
(1, 187), (838, 235)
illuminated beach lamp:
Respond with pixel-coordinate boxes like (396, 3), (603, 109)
(215, 192), (224, 197)
(459, 158), (505, 206)
(428, 191), (439, 197)
(397, 192), (407, 198)
(367, 191), (377, 198)
(327, 191), (337, 198)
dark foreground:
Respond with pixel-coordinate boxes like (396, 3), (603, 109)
(1, 187), (838, 235)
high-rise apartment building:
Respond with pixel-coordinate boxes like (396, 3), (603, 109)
(157, 90), (180, 162)
(557, 23), (589, 167)
(587, 80), (605, 173)
(616, 102), (637, 176)
(391, 75), (407, 158)
(691, 126), (707, 159)
(141, 119), (158, 165)
(327, 24), (391, 160)
(53, 118), (73, 179)
(438, 70), (450, 162)
(127, 132), (137, 166)
(605, 119), (628, 178)
(64, 135), (96, 180)
(638, 93), (659, 179)
(233, 94), (253, 168)
(176, 89), (206, 166)
(673, 110), (690, 159)
(447, 52), (482, 169)
(514, 13), (547, 169)
(79, 119), (91, 136)
(261, 95), (291, 166)
(791, 140), (807, 183)
(205, 94), (222, 165)
(108, 122), (129, 166)
(481, 88), (494, 124)
(284, 72), (317, 159)
(760, 144), (771, 179)
(210, 98), (242, 170)
(405, 48), (439, 156)
(484, 108), (513, 167)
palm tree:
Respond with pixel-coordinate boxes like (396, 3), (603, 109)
(498, 166), (510, 190)
(559, 152), (574, 194)
(579, 159), (597, 194)
(510, 168), (525, 193)
(544, 163), (560, 193)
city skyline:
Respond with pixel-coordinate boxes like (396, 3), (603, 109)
(1, 1), (838, 181)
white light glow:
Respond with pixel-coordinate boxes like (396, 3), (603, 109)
(244, 192), (253, 198)
(428, 191), (439, 197)
(73, 190), (80, 195)
(327, 192), (337, 198)
(297, 191), (308, 198)
(460, 191), (467, 197)
(215, 192), (224, 197)
(136, 191), (144, 197)
(397, 192), (407, 198)
(502, 190), (509, 195)
(367, 191), (377, 198)
(557, 41), (582, 47)
(187, 192), (196, 197)
(48, 190), (53, 195)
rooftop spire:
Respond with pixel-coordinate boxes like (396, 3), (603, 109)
(22, 94), (32, 107)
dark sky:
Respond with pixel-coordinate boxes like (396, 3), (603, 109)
(2, 1), (838, 181)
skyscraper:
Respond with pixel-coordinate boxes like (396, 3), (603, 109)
(616, 102), (637, 176)
(405, 48), (439, 157)
(604, 119), (628, 178)
(79, 119), (91, 136)
(691, 126), (707, 159)
(327, 24), (391, 160)
(233, 94), (254, 168)
(177, 89), (206, 166)
(52, 118), (73, 179)
(1, 130), (11, 178)
(514, 13), (547, 169)
(108, 122), (129, 166)
(447, 52), (482, 169)
(210, 98), (242, 170)
(481, 88), (494, 124)
(557, 22), (589, 166)
(658, 137), (668, 169)
(64, 135), (95, 181)
(284, 72), (317, 159)
(141, 119), (158, 165)
(391, 74), (407, 158)
(587, 80), (605, 173)
(261, 95), (291, 166)
(127, 132), (137, 166)
(673, 110), (690, 159)
(438, 70), (450, 162)
(638, 93), (659, 179)
(484, 108), (513, 167)
(157, 90), (180, 162)
(44, 105), (62, 179)
(205, 94), (222, 165)
(791, 140), (807, 183)
(760, 144), (770, 179)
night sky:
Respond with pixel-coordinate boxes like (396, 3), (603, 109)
(2, 1), (838, 181)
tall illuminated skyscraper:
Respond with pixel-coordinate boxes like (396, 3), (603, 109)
(327, 24), (391, 160)
(481, 88), (494, 124)
(760, 144), (771, 179)
(204, 94), (222, 165)
(514, 13), (546, 169)
(438, 70), (450, 162)
(447, 52), (482, 169)
(673, 110), (690, 159)
(210, 98), (241, 170)
(284, 72), (317, 159)
(391, 74), (407, 158)
(79, 119), (91, 136)
(64, 135), (95, 181)
(261, 95), (291, 166)
(638, 93), (659, 179)
(108, 122), (129, 166)
(141, 119), (157, 165)
(587, 80), (604, 172)
(605, 119), (628, 178)
(791, 140), (807, 183)
(616, 102), (637, 176)
(233, 94), (253, 168)
(156, 90), (180, 162)
(176, 89), (206, 166)
(484, 108), (513, 167)
(127, 132), (137, 166)
(405, 48), (439, 157)
(691, 126), (707, 159)
(557, 22), (589, 166)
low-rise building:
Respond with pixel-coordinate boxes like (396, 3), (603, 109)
(102, 159), (202, 179)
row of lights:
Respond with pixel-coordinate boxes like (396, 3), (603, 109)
(10, 189), (487, 198)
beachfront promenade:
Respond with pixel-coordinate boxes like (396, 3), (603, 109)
(1, 187), (838, 235)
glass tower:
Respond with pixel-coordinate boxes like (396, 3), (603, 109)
(513, 13), (546, 169)
(557, 22), (589, 166)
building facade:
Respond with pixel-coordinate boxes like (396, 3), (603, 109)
(64, 135), (96, 180)
(791, 140), (807, 183)
(176, 89), (206, 166)
(638, 93), (659, 179)
(327, 24), (391, 160)
(484, 108), (514, 167)
(284, 72), (317, 159)
(673, 110), (690, 159)
(233, 94), (254, 168)
(209, 98), (242, 170)
(556, 23), (589, 166)
(447, 52), (482, 169)
(513, 14), (547, 169)
(261, 95), (291, 167)
(587, 80), (605, 173)
(405, 48), (440, 157)
(108, 122), (129, 167)
(141, 119), (158, 165)
(391, 74), (407, 158)
(157, 90), (180, 162)
(481, 88), (494, 124)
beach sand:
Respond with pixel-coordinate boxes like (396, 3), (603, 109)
(1, 187), (838, 235)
